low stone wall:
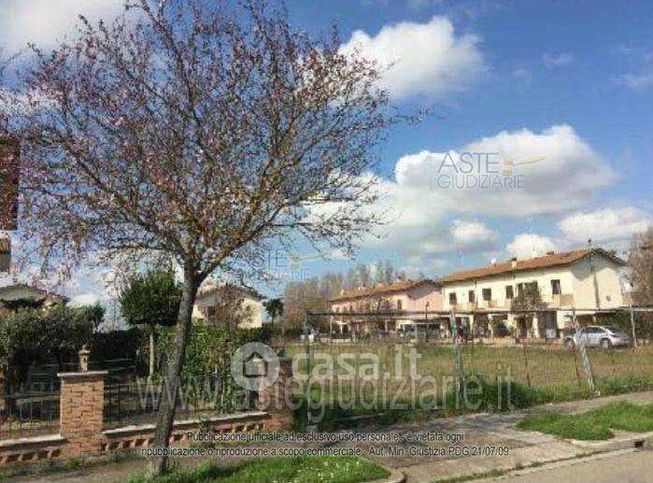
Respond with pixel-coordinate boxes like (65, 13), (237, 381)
(102, 411), (270, 451)
(0, 434), (66, 465)
(0, 411), (272, 466)
(0, 361), (294, 466)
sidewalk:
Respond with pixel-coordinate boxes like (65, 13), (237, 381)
(7, 391), (653, 482)
(363, 391), (653, 482)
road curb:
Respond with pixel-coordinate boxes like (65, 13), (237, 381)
(567, 431), (653, 452)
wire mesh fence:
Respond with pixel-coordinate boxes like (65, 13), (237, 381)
(285, 331), (653, 417)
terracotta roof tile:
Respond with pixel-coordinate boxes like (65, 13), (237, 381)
(441, 248), (625, 284)
(196, 283), (264, 301)
(329, 278), (440, 302)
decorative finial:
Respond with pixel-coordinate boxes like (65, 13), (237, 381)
(78, 345), (90, 372)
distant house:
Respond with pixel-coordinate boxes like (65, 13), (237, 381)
(0, 283), (69, 315)
(193, 283), (266, 329)
(440, 248), (627, 339)
(329, 278), (443, 335)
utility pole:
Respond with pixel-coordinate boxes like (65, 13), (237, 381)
(629, 283), (637, 348)
(450, 310), (465, 406)
(571, 309), (596, 393)
(424, 301), (429, 342)
(588, 239), (601, 311)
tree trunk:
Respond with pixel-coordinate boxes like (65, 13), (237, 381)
(148, 324), (155, 378)
(148, 269), (199, 477)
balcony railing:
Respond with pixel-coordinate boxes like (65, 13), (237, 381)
(548, 294), (574, 307)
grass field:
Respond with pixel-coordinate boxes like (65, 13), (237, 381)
(517, 401), (653, 440)
(284, 342), (653, 426)
(287, 341), (653, 388)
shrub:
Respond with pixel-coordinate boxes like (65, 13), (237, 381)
(155, 324), (272, 411)
(443, 376), (539, 413)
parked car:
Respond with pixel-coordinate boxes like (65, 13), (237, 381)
(564, 325), (632, 349)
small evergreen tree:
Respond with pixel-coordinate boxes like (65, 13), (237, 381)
(263, 298), (284, 338)
(119, 266), (181, 377)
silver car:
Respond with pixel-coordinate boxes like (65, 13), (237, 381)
(564, 325), (632, 349)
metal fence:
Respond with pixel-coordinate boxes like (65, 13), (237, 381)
(103, 375), (254, 430)
(0, 389), (60, 439)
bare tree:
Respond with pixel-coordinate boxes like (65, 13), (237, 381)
(629, 228), (653, 305)
(0, 0), (402, 475)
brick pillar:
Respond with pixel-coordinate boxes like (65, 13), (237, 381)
(58, 371), (107, 456)
(257, 357), (294, 431)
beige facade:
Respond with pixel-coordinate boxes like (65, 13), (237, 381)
(441, 249), (627, 338)
(193, 284), (266, 329)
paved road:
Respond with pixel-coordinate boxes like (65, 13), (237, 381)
(490, 449), (653, 483)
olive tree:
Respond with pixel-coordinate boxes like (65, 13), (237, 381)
(1, 0), (400, 475)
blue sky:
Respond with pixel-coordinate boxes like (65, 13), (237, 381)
(1, 0), (652, 306)
(285, 0), (653, 283)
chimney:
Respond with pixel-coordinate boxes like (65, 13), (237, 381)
(511, 257), (517, 269)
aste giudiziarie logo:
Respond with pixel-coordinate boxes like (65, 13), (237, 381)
(434, 152), (544, 190)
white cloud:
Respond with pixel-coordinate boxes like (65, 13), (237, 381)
(512, 67), (532, 85)
(450, 220), (498, 252)
(339, 16), (485, 99)
(542, 52), (574, 68)
(558, 207), (651, 245)
(396, 124), (616, 215)
(0, 0), (124, 52)
(363, 124), (616, 263)
(506, 234), (556, 259)
(616, 68), (653, 89)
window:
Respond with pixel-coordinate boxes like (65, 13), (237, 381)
(482, 288), (492, 301)
(505, 285), (514, 299)
(449, 292), (457, 305)
(468, 290), (475, 303)
(517, 283), (524, 296)
(396, 299), (402, 310)
(551, 279), (561, 295)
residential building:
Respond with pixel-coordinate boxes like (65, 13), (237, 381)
(329, 278), (444, 335)
(0, 283), (69, 315)
(193, 283), (266, 329)
(440, 248), (627, 339)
